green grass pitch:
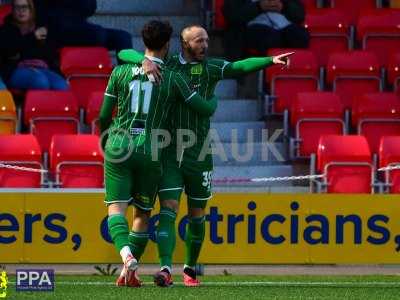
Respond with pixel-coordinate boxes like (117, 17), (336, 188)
(5, 275), (400, 299)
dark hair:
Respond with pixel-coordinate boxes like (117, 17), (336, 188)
(12, 0), (36, 26)
(142, 20), (173, 51)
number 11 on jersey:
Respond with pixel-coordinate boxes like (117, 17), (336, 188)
(129, 80), (153, 115)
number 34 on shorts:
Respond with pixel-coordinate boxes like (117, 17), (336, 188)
(202, 171), (212, 191)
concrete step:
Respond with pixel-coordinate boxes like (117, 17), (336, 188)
(212, 99), (261, 122)
(214, 79), (238, 99)
(213, 165), (294, 187)
(212, 142), (288, 166)
(89, 15), (200, 36)
(211, 121), (266, 143)
(96, 0), (199, 15)
(132, 36), (181, 54)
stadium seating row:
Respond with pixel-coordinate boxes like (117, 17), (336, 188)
(286, 92), (400, 158)
(0, 134), (103, 188)
(311, 135), (400, 194)
(0, 89), (103, 147)
(266, 49), (400, 113)
(213, 0), (398, 29)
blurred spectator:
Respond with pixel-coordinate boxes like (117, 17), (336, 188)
(0, 76), (5, 89)
(33, 0), (132, 55)
(0, 0), (68, 90)
(223, 0), (309, 59)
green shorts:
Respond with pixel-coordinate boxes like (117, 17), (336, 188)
(104, 148), (162, 211)
(158, 147), (213, 209)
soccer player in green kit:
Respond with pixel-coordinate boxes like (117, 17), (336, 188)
(119, 25), (293, 287)
(100, 21), (220, 288)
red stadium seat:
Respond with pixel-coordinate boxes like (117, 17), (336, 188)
(379, 136), (400, 193)
(50, 135), (103, 188)
(86, 91), (104, 135)
(304, 9), (351, 66)
(60, 47), (112, 108)
(290, 92), (345, 158)
(330, 0), (377, 24)
(357, 9), (400, 66)
(266, 49), (320, 114)
(0, 4), (11, 26)
(0, 135), (43, 187)
(352, 93), (400, 154)
(387, 53), (400, 96)
(0, 90), (16, 135)
(316, 135), (374, 193)
(326, 51), (382, 109)
(214, 0), (226, 30)
(24, 91), (80, 152)
(302, 0), (318, 10)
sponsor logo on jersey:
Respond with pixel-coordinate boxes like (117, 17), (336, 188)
(191, 64), (203, 75)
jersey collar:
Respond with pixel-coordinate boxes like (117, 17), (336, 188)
(178, 53), (198, 65)
(145, 55), (164, 64)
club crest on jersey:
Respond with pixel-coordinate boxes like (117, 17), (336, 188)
(132, 66), (145, 76)
(191, 64), (203, 75)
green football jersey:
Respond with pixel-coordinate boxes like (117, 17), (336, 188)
(101, 56), (218, 159)
(165, 54), (229, 155)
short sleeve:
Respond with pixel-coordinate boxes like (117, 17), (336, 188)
(207, 58), (231, 80)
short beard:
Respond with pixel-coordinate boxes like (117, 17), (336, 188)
(186, 44), (205, 62)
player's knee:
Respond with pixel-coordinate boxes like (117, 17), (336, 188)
(188, 207), (205, 218)
(107, 202), (128, 215)
(161, 200), (179, 214)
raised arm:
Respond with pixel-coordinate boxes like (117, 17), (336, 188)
(223, 52), (294, 78)
(174, 72), (217, 117)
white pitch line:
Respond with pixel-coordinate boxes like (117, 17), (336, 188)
(8, 281), (400, 287)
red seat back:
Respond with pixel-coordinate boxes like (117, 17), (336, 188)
(353, 93), (400, 153)
(357, 9), (400, 66)
(387, 52), (400, 96)
(0, 4), (11, 26)
(50, 134), (103, 188)
(318, 135), (372, 193)
(266, 49), (319, 113)
(214, 0), (226, 30)
(24, 91), (79, 152)
(86, 91), (104, 134)
(330, 0), (376, 24)
(327, 51), (381, 109)
(379, 136), (400, 193)
(304, 9), (351, 66)
(0, 135), (42, 187)
(292, 92), (344, 156)
(60, 47), (112, 108)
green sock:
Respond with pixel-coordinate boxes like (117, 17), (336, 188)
(128, 231), (149, 261)
(107, 214), (130, 253)
(185, 216), (205, 267)
(157, 207), (177, 269)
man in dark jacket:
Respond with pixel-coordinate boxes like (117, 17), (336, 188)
(33, 0), (132, 54)
(223, 0), (309, 59)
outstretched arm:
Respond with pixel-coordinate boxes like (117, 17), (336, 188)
(223, 52), (294, 78)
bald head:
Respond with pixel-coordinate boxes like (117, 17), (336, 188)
(180, 25), (209, 62)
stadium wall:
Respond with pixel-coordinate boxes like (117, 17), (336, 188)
(1, 191), (400, 264)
